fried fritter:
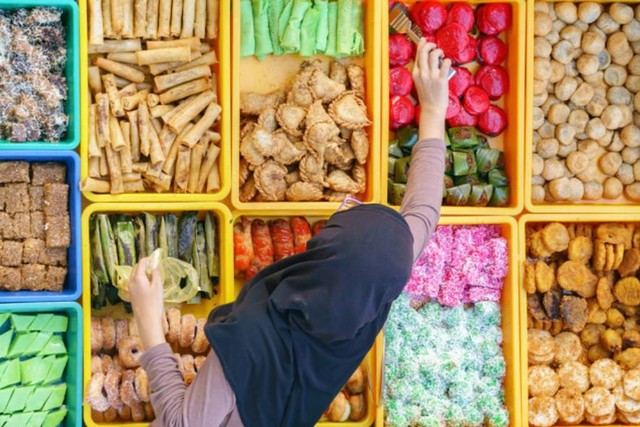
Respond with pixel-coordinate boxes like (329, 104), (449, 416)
(524, 261), (537, 294)
(576, 224), (593, 239)
(588, 344), (612, 363)
(601, 328), (623, 353)
(528, 365), (560, 397)
(597, 277), (615, 310)
(253, 160), (288, 201)
(529, 293), (550, 322)
(588, 300), (608, 324)
(613, 244), (625, 270)
(618, 248), (640, 277)
(275, 103), (306, 137)
(327, 91), (371, 129)
(543, 287), (562, 319)
(593, 240), (607, 272)
(606, 308), (625, 329)
(623, 330), (640, 349)
(309, 68), (346, 103)
(568, 236), (593, 264)
(557, 260), (598, 298)
(542, 222), (570, 252)
(596, 223), (630, 245)
(614, 277), (640, 306)
(529, 232), (553, 258)
(240, 89), (286, 115)
(581, 324), (606, 347)
(615, 348), (640, 370)
(285, 182), (323, 202)
(554, 388), (585, 425)
(562, 296), (589, 333)
(604, 243), (615, 272)
(535, 261), (555, 293)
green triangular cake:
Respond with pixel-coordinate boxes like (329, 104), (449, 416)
(4, 386), (34, 414)
(38, 336), (66, 357)
(0, 330), (14, 359)
(24, 386), (54, 412)
(41, 316), (68, 333)
(42, 406), (67, 427)
(0, 359), (21, 389)
(28, 314), (54, 332)
(8, 333), (38, 359)
(0, 388), (13, 413)
(43, 356), (68, 385)
(10, 315), (35, 332)
(41, 383), (66, 411)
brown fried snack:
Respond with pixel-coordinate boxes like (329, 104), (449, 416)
(634, 227), (640, 249)
(529, 293), (550, 323)
(593, 240), (607, 272)
(588, 300), (608, 324)
(597, 224), (630, 245)
(581, 324), (606, 347)
(589, 345), (612, 363)
(542, 222), (570, 252)
(542, 288), (562, 319)
(529, 365), (560, 397)
(529, 232), (553, 258)
(614, 277), (640, 306)
(554, 332), (583, 364)
(616, 348), (640, 370)
(568, 236), (593, 264)
(557, 260), (598, 298)
(613, 244), (625, 270)
(601, 329), (623, 353)
(562, 296), (589, 333)
(583, 386), (616, 417)
(607, 308), (625, 329)
(529, 396), (559, 427)
(558, 361), (591, 392)
(535, 261), (555, 293)
(524, 261), (536, 294)
(576, 224), (593, 239)
(597, 277), (615, 310)
(555, 387), (585, 425)
(624, 316), (640, 332)
(618, 248), (640, 277)
(623, 330), (640, 349)
(590, 358), (623, 389)
(604, 244), (615, 272)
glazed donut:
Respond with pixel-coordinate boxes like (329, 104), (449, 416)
(91, 409), (104, 422)
(120, 370), (140, 406)
(134, 368), (150, 403)
(144, 402), (155, 421)
(182, 354), (196, 385)
(347, 366), (365, 394)
(112, 355), (123, 371)
(167, 308), (181, 344)
(118, 336), (143, 369)
(194, 355), (207, 372)
(161, 311), (169, 336)
(103, 407), (118, 422)
(117, 405), (131, 421)
(100, 355), (113, 374)
(128, 318), (139, 337)
(192, 318), (209, 354)
(86, 372), (110, 412)
(91, 355), (102, 374)
(179, 314), (196, 348)
(91, 318), (103, 353)
(174, 353), (185, 375)
(115, 319), (129, 343)
(101, 317), (116, 351)
(130, 401), (145, 422)
(104, 368), (123, 410)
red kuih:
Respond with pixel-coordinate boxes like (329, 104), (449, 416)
(414, 104), (421, 124)
(446, 3), (475, 32)
(449, 66), (474, 97)
(463, 85), (490, 115)
(477, 35), (508, 65)
(423, 33), (436, 44)
(389, 66), (414, 96)
(475, 64), (510, 100)
(436, 22), (470, 59)
(389, 33), (414, 67)
(447, 107), (478, 127)
(390, 95), (416, 129)
(453, 36), (476, 64)
(410, 1), (448, 34)
(476, 4), (512, 35)
(446, 93), (462, 119)
(478, 105), (508, 136)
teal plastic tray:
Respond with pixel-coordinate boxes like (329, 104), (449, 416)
(0, 302), (82, 427)
(0, 0), (79, 150)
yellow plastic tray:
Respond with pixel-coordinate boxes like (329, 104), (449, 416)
(78, 0), (231, 203)
(518, 213), (640, 427)
(81, 202), (233, 427)
(230, 210), (376, 427)
(375, 215), (521, 427)
(524, 0), (640, 213)
(381, 0), (525, 216)
(230, 0), (381, 212)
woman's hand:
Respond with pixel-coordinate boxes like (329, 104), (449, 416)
(129, 257), (166, 350)
(412, 39), (451, 141)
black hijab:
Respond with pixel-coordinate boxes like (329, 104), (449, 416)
(204, 204), (414, 427)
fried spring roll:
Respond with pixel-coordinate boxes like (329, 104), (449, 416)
(159, 126), (178, 156)
(145, 172), (172, 191)
(136, 46), (191, 66)
(159, 77), (210, 105)
(96, 57), (146, 83)
(123, 173), (142, 182)
(148, 53), (201, 75)
(113, 75), (134, 88)
(172, 51), (216, 73)
(128, 111), (141, 162)
(181, 0), (196, 38)
(181, 102), (220, 147)
(197, 142), (220, 192)
(187, 142), (204, 193)
(151, 117), (163, 134)
(149, 125), (165, 165)
(161, 94), (197, 123)
(157, 0), (171, 38)
(122, 0), (135, 38)
(109, 115), (127, 151)
(112, 0), (125, 35)
(103, 0), (114, 38)
(133, 162), (149, 173)
(170, 0), (183, 37)
(206, 0), (219, 39)
(99, 148), (109, 176)
(174, 145), (191, 192)
(147, 37), (200, 50)
(206, 160), (220, 192)
(106, 52), (138, 64)
(120, 121), (134, 173)
(81, 177), (111, 193)
(163, 123), (193, 175)
(118, 83), (138, 98)
(124, 180), (146, 192)
(138, 101), (151, 156)
(122, 89), (150, 110)
(134, 0), (148, 37)
(204, 130), (220, 144)
(199, 42), (211, 53)
(145, 160), (163, 178)
(88, 0), (104, 45)
(96, 93), (111, 146)
(104, 143), (124, 194)
(146, 0), (159, 39)
(137, 82), (153, 91)
(89, 104), (101, 158)
(89, 157), (102, 178)
(88, 66), (103, 96)
(167, 90), (215, 132)
(210, 72), (218, 103)
(150, 105), (173, 118)
(154, 65), (211, 92)
(194, 0), (206, 38)
(88, 39), (142, 54)
(147, 94), (161, 108)
(102, 74), (125, 117)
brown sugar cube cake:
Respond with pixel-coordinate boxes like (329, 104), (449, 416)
(31, 212), (44, 239)
(43, 184), (68, 216)
(0, 162), (30, 184)
(0, 213), (10, 238)
(39, 246), (67, 267)
(44, 266), (66, 291)
(4, 184), (29, 214)
(12, 213), (31, 240)
(29, 186), (43, 212)
(22, 239), (45, 264)
(44, 215), (70, 248)
(31, 163), (66, 186)
(0, 266), (21, 291)
(0, 187), (5, 211)
(22, 264), (46, 291)
(0, 241), (23, 267)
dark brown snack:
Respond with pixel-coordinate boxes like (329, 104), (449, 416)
(0, 162), (30, 184)
(43, 183), (68, 217)
(44, 215), (70, 248)
(561, 295), (589, 333)
(38, 247), (67, 267)
(0, 241), (23, 267)
(31, 163), (67, 185)
(4, 184), (29, 214)
(31, 212), (44, 239)
(623, 330), (640, 349)
(615, 348), (640, 370)
(12, 213), (31, 240)
(0, 266), (21, 291)
(22, 238), (44, 264)
(21, 264), (46, 291)
(44, 266), (66, 291)
(557, 260), (598, 297)
(619, 248), (640, 277)
(29, 186), (44, 212)
(529, 293), (550, 322)
(543, 287), (562, 319)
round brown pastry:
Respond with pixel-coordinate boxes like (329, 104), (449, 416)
(625, 182), (640, 200)
(101, 317), (116, 352)
(584, 386), (616, 416)
(571, 83), (596, 107)
(182, 354), (196, 385)
(535, 12), (553, 36)
(91, 355), (102, 375)
(328, 392), (351, 422)
(579, 3), (603, 24)
(166, 307), (181, 345)
(179, 314), (196, 348)
(91, 318), (103, 353)
(604, 177), (624, 199)
(623, 369), (640, 400)
(537, 138), (560, 159)
(529, 365), (560, 397)
(616, 163), (635, 184)
(534, 37), (553, 58)
(584, 181), (604, 200)
(608, 86), (633, 105)
(621, 125), (640, 148)
(568, 109), (589, 133)
(566, 151), (589, 174)
(598, 13), (622, 35)
(118, 336), (143, 369)
(624, 20), (640, 42)
(115, 319), (129, 344)
(558, 361), (591, 392)
(87, 372), (110, 412)
(552, 40), (576, 65)
(347, 366), (365, 394)
(349, 394), (365, 421)
(529, 396), (558, 427)
(587, 96), (608, 117)
(555, 77), (578, 102)
(534, 58), (552, 81)
(104, 367), (123, 411)
(582, 31), (606, 55)
(135, 368), (150, 402)
(556, 2), (578, 23)
(191, 318), (209, 354)
(586, 118), (607, 140)
(623, 147), (640, 164)
(577, 54), (600, 76)
(556, 123), (576, 145)
(542, 159), (566, 181)
(590, 358), (623, 389)
(599, 152), (623, 175)
(625, 74), (640, 91)
(100, 355), (114, 374)
(555, 387), (585, 424)
(611, 3), (635, 25)
(554, 332), (583, 364)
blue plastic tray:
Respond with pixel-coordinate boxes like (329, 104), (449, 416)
(0, 151), (81, 302)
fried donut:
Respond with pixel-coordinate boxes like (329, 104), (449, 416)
(118, 336), (143, 369)
(135, 368), (150, 403)
(192, 318), (209, 354)
(91, 409), (104, 422)
(103, 407), (118, 422)
(101, 317), (116, 351)
(112, 355), (123, 371)
(161, 311), (169, 336)
(120, 369), (140, 406)
(91, 318), (103, 353)
(590, 358), (622, 389)
(555, 388), (585, 424)
(128, 318), (139, 337)
(100, 355), (114, 374)
(144, 402), (155, 421)
(347, 366), (365, 394)
(104, 367), (124, 410)
(91, 355), (102, 374)
(529, 365), (560, 397)
(115, 319), (129, 343)
(182, 354), (196, 385)
(167, 308), (181, 344)
(130, 401), (145, 422)
(174, 353), (185, 375)
(349, 394), (366, 421)
(117, 405), (132, 421)
(86, 372), (110, 412)
(529, 396), (558, 427)
(557, 361), (590, 392)
(624, 369), (640, 400)
(584, 386), (615, 417)
(194, 356), (207, 372)
(179, 314), (196, 348)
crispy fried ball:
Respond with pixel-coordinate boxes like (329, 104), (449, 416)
(611, 3), (635, 25)
(542, 158), (567, 181)
(615, 348), (640, 369)
(558, 141), (578, 159)
(599, 152), (623, 175)
(599, 13), (622, 34)
(607, 308), (626, 328)
(608, 86), (633, 105)
(535, 37), (553, 58)
(568, 109), (590, 134)
(535, 12), (554, 36)
(604, 64), (628, 86)
(577, 54), (600, 75)
(533, 154), (545, 176)
(556, 2), (578, 23)
(623, 20), (640, 42)
(579, 3), (603, 24)
(603, 177), (624, 199)
(566, 151), (589, 174)
(582, 31), (606, 54)
(625, 75), (640, 92)
(532, 185), (546, 203)
(621, 125), (640, 148)
(582, 324), (607, 346)
(537, 139), (560, 159)
(556, 123), (576, 145)
(586, 118), (607, 140)
(589, 344), (612, 362)
(584, 181), (604, 200)
(625, 182), (640, 200)
(616, 163), (635, 185)
(586, 96), (609, 117)
(601, 328), (623, 352)
(538, 122), (556, 139)
(548, 103), (572, 124)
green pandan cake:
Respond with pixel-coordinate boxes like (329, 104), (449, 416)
(41, 384), (66, 411)
(10, 315), (35, 332)
(38, 336), (66, 357)
(0, 388), (13, 413)
(24, 386), (53, 413)
(24, 411), (47, 426)
(42, 406), (67, 427)
(42, 315), (68, 333)
(43, 356), (68, 385)
(4, 386), (33, 414)
(8, 333), (38, 359)
(0, 359), (21, 389)
(7, 412), (31, 425)
(0, 330), (14, 359)
(28, 314), (54, 332)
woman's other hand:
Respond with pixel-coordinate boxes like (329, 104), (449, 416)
(412, 39), (451, 141)
(129, 257), (166, 350)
